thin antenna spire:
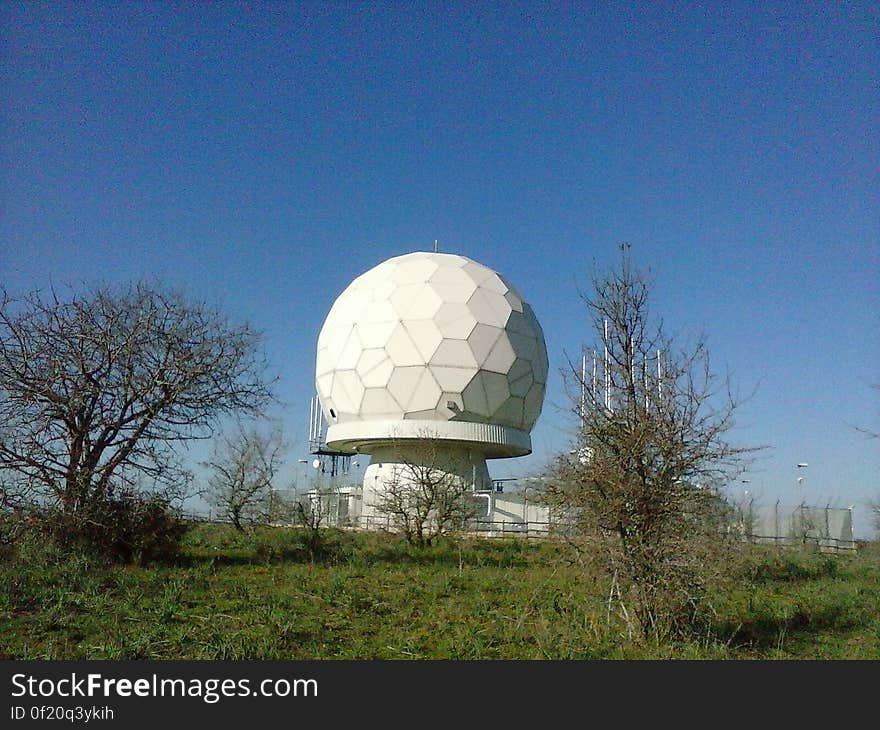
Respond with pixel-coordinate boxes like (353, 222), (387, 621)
(580, 350), (587, 426)
(604, 318), (611, 412)
(657, 349), (662, 403)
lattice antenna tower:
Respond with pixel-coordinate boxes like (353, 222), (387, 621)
(307, 394), (351, 478)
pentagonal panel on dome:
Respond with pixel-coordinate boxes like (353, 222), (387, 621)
(429, 365), (478, 393)
(467, 323), (503, 365)
(435, 302), (478, 339)
(430, 339), (478, 368)
(392, 257), (439, 285)
(385, 324), (424, 367)
(402, 320), (443, 361)
(483, 333), (516, 374)
(466, 289), (510, 329)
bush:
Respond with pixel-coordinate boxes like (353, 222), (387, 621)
(34, 489), (190, 565)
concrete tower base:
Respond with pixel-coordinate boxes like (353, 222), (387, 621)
(360, 442), (492, 523)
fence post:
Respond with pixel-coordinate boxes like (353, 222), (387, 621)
(774, 500), (780, 547)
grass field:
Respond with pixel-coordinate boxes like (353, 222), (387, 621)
(2, 523), (878, 660)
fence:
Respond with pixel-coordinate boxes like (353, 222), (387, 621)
(185, 498), (857, 551)
(736, 502), (855, 552)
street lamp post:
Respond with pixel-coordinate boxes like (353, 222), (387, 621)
(796, 462), (809, 544)
(796, 463), (809, 505)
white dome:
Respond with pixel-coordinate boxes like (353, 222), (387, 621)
(315, 251), (548, 436)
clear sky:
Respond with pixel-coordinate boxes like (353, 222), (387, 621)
(2, 3), (877, 534)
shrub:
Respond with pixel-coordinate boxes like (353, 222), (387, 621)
(35, 489), (190, 565)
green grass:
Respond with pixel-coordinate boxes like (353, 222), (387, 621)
(1, 524), (878, 659)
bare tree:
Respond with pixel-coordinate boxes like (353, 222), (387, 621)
(373, 438), (478, 547)
(541, 249), (757, 639)
(292, 480), (335, 560)
(203, 425), (285, 531)
(0, 282), (274, 514)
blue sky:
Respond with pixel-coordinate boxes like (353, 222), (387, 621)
(2, 3), (877, 534)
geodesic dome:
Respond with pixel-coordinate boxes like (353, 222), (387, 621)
(315, 252), (548, 438)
